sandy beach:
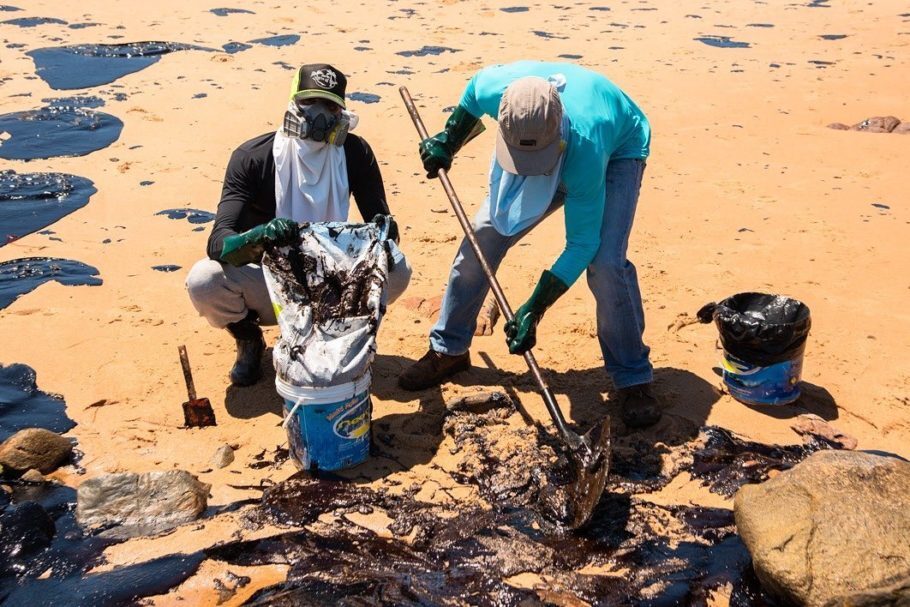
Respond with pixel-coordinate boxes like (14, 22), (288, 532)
(1, 0), (908, 604)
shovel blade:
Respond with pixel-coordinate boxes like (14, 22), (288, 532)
(542, 416), (611, 529)
(183, 398), (217, 428)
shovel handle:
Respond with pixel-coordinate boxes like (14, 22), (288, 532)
(178, 345), (197, 402)
(398, 86), (580, 447)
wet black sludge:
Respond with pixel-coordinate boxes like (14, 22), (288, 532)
(347, 92), (381, 104)
(222, 41), (252, 54)
(151, 265), (181, 272)
(0, 170), (96, 247)
(249, 34), (300, 47)
(0, 363), (76, 442)
(198, 411), (816, 604)
(1, 16), (66, 27)
(210, 7), (255, 16)
(695, 35), (751, 48)
(396, 46), (460, 57)
(689, 426), (829, 497)
(155, 208), (215, 224)
(0, 97), (122, 160)
(27, 42), (202, 90)
(0, 257), (102, 310)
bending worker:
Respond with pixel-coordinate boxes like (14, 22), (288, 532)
(187, 63), (411, 387)
(398, 60), (660, 429)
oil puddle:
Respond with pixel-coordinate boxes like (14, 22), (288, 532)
(0, 97), (122, 160)
(212, 477), (771, 603)
(500, 6), (529, 12)
(210, 7), (254, 16)
(819, 34), (846, 40)
(1, 16), (66, 27)
(695, 35), (751, 48)
(248, 34), (300, 48)
(201, 407), (833, 603)
(0, 480), (204, 607)
(222, 41), (252, 54)
(396, 46), (460, 57)
(532, 30), (569, 39)
(155, 207), (214, 224)
(1, 170), (96, 246)
(0, 6), (23, 12)
(0, 363), (75, 442)
(151, 265), (181, 273)
(347, 92), (381, 104)
(0, 257), (102, 310)
(27, 42), (204, 90)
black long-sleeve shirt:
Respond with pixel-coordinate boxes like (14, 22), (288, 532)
(206, 132), (390, 260)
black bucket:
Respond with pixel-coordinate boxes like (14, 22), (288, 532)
(698, 293), (811, 405)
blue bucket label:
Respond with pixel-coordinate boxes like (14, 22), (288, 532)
(330, 397), (371, 440)
(722, 353), (803, 406)
(284, 389), (371, 471)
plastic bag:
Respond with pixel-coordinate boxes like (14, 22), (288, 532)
(697, 292), (811, 366)
(262, 219), (390, 387)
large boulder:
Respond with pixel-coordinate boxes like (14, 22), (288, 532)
(0, 428), (73, 473)
(734, 450), (910, 607)
(76, 470), (210, 534)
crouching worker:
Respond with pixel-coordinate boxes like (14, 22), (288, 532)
(186, 63), (411, 387)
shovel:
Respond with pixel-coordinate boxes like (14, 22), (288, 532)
(399, 87), (610, 528)
(178, 345), (217, 428)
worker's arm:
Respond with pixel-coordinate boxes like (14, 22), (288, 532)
(207, 147), (261, 261)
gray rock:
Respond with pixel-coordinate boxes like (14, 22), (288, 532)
(212, 444), (235, 469)
(76, 470), (210, 534)
(735, 450), (910, 607)
(0, 428), (73, 473)
(851, 116), (901, 133)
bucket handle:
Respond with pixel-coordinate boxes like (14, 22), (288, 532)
(281, 394), (306, 429)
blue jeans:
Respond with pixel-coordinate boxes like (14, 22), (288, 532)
(429, 157), (652, 389)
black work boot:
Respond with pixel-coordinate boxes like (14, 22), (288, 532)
(225, 311), (265, 387)
(398, 349), (471, 391)
(617, 383), (662, 429)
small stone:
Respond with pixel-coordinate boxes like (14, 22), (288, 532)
(20, 469), (45, 483)
(851, 116), (901, 133)
(0, 428), (73, 473)
(212, 444), (235, 469)
(0, 502), (55, 568)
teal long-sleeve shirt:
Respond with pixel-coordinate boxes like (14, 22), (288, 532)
(458, 61), (650, 286)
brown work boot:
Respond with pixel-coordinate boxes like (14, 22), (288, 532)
(617, 383), (662, 429)
(398, 349), (471, 391)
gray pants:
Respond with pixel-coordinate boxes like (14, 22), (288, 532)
(186, 244), (412, 328)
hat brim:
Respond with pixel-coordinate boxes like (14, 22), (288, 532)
(495, 129), (562, 176)
(292, 89), (346, 109)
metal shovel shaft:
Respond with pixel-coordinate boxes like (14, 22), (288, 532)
(398, 86), (586, 455)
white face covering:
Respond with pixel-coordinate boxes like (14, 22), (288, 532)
(272, 109), (359, 224)
(485, 113), (569, 236)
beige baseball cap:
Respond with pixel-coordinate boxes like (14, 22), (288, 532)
(495, 77), (563, 176)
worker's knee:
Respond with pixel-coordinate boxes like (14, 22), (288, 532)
(185, 258), (229, 305)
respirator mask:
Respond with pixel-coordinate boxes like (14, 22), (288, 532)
(282, 100), (349, 146)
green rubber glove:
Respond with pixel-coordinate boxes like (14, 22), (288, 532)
(220, 218), (299, 266)
(370, 213), (399, 244)
(419, 105), (485, 179)
(504, 270), (569, 355)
